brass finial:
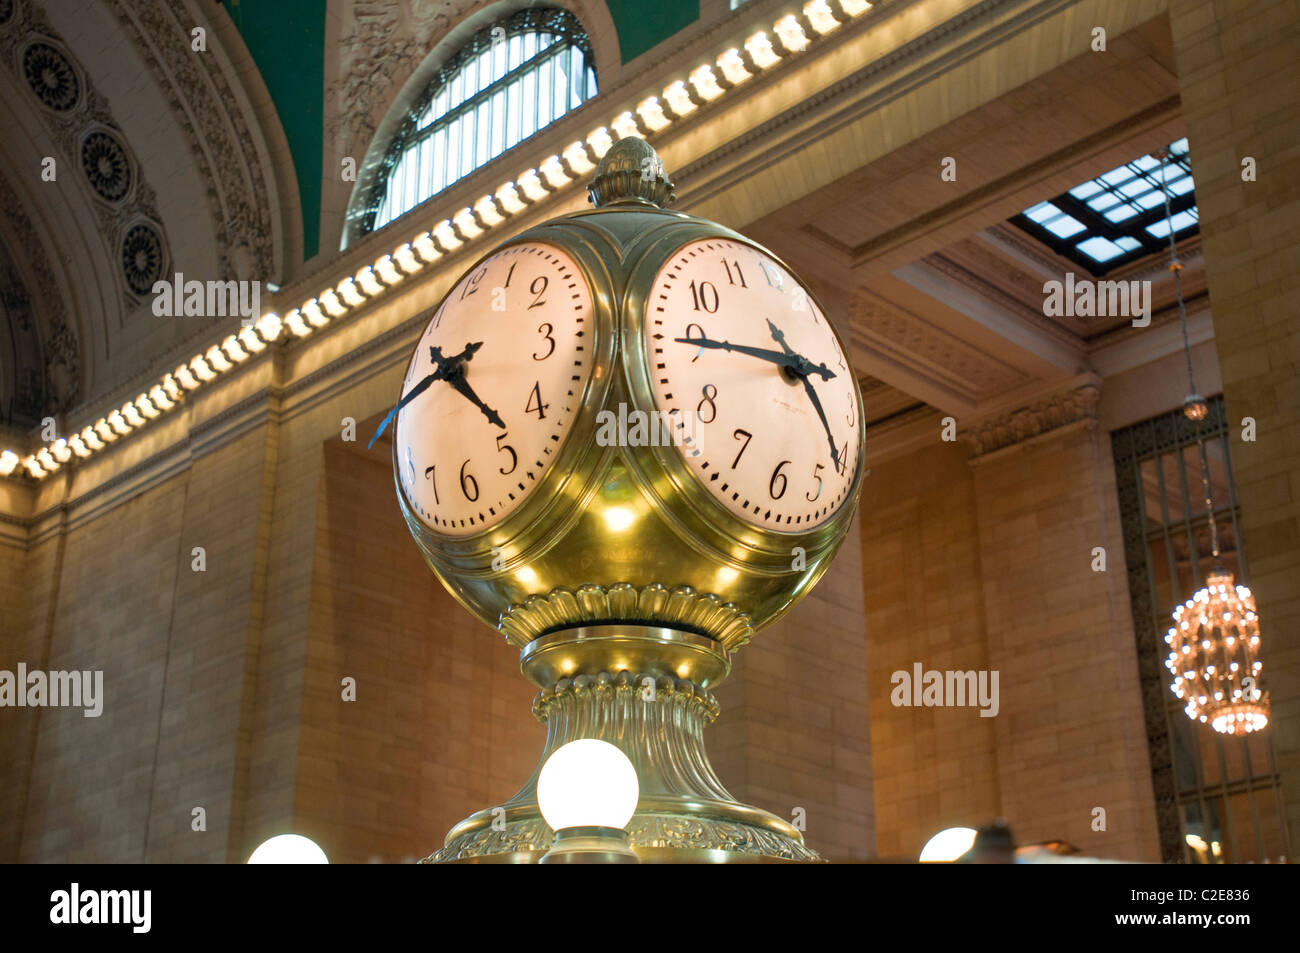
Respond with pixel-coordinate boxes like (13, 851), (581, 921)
(587, 136), (675, 209)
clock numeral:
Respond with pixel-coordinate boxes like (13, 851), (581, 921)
(533, 322), (556, 361)
(496, 433), (518, 475)
(806, 463), (824, 502)
(835, 441), (849, 476)
(697, 384), (718, 424)
(460, 266), (487, 300)
(721, 258), (747, 288)
(459, 459), (479, 502)
(846, 391), (855, 427)
(504, 262), (516, 287)
(683, 322), (707, 363)
(424, 465), (439, 505)
(731, 428), (752, 469)
(525, 381), (549, 420)
(528, 275), (549, 309)
(769, 460), (791, 500)
(688, 279), (719, 313)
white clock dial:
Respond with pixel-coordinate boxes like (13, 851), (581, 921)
(643, 239), (860, 531)
(394, 243), (594, 536)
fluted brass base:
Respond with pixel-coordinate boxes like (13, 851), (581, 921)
(425, 624), (821, 863)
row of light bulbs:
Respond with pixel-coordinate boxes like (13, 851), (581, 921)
(0, 0), (873, 482)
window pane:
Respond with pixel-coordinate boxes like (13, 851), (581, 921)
(446, 118), (461, 182)
(477, 96), (490, 167)
(491, 88), (506, 158)
(419, 137), (432, 199)
(506, 78), (520, 148)
(522, 69), (537, 139)
(365, 12), (597, 237)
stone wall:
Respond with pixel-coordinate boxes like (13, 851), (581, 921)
(1168, 0), (1300, 847)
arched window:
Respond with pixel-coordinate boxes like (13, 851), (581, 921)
(365, 7), (597, 234)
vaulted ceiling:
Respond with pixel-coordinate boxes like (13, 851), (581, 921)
(0, 0), (294, 431)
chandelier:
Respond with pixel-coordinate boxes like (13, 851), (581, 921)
(1156, 146), (1269, 735)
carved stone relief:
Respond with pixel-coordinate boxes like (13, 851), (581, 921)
(102, 0), (275, 282)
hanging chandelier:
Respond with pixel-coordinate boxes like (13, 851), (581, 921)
(1156, 145), (1269, 735)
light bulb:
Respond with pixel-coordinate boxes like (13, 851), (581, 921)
(247, 834), (328, 864)
(537, 739), (639, 832)
(920, 827), (977, 862)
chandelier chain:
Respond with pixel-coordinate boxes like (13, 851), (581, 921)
(1159, 148), (1220, 567)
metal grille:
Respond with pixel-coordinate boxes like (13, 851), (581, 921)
(1112, 398), (1290, 863)
(362, 7), (597, 234)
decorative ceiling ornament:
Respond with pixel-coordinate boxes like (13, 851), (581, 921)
(20, 39), (79, 111)
(1156, 144), (1269, 735)
(120, 221), (166, 296)
(80, 129), (133, 203)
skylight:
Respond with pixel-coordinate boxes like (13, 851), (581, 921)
(1013, 138), (1198, 275)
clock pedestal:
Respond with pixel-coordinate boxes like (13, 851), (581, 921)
(426, 623), (820, 863)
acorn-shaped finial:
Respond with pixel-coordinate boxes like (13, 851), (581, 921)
(587, 136), (675, 208)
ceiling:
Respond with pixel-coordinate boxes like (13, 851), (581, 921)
(739, 14), (1209, 433)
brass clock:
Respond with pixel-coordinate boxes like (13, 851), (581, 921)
(379, 137), (866, 863)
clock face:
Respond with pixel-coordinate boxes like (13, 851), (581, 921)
(643, 238), (861, 532)
(394, 243), (594, 536)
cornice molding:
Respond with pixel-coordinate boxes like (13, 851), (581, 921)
(850, 288), (1030, 407)
(962, 375), (1101, 460)
(922, 249), (1086, 351)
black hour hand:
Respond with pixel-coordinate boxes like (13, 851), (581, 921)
(446, 373), (505, 429)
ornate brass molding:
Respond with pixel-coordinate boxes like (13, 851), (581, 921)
(427, 625), (820, 864)
(499, 583), (753, 651)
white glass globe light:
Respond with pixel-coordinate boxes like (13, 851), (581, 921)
(247, 833), (329, 864)
(537, 739), (640, 831)
(919, 827), (977, 862)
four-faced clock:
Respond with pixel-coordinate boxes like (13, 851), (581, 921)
(642, 238), (861, 531)
(390, 243), (594, 536)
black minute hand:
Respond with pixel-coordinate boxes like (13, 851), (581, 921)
(766, 319), (841, 471)
(672, 335), (836, 380)
(799, 375), (840, 472)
